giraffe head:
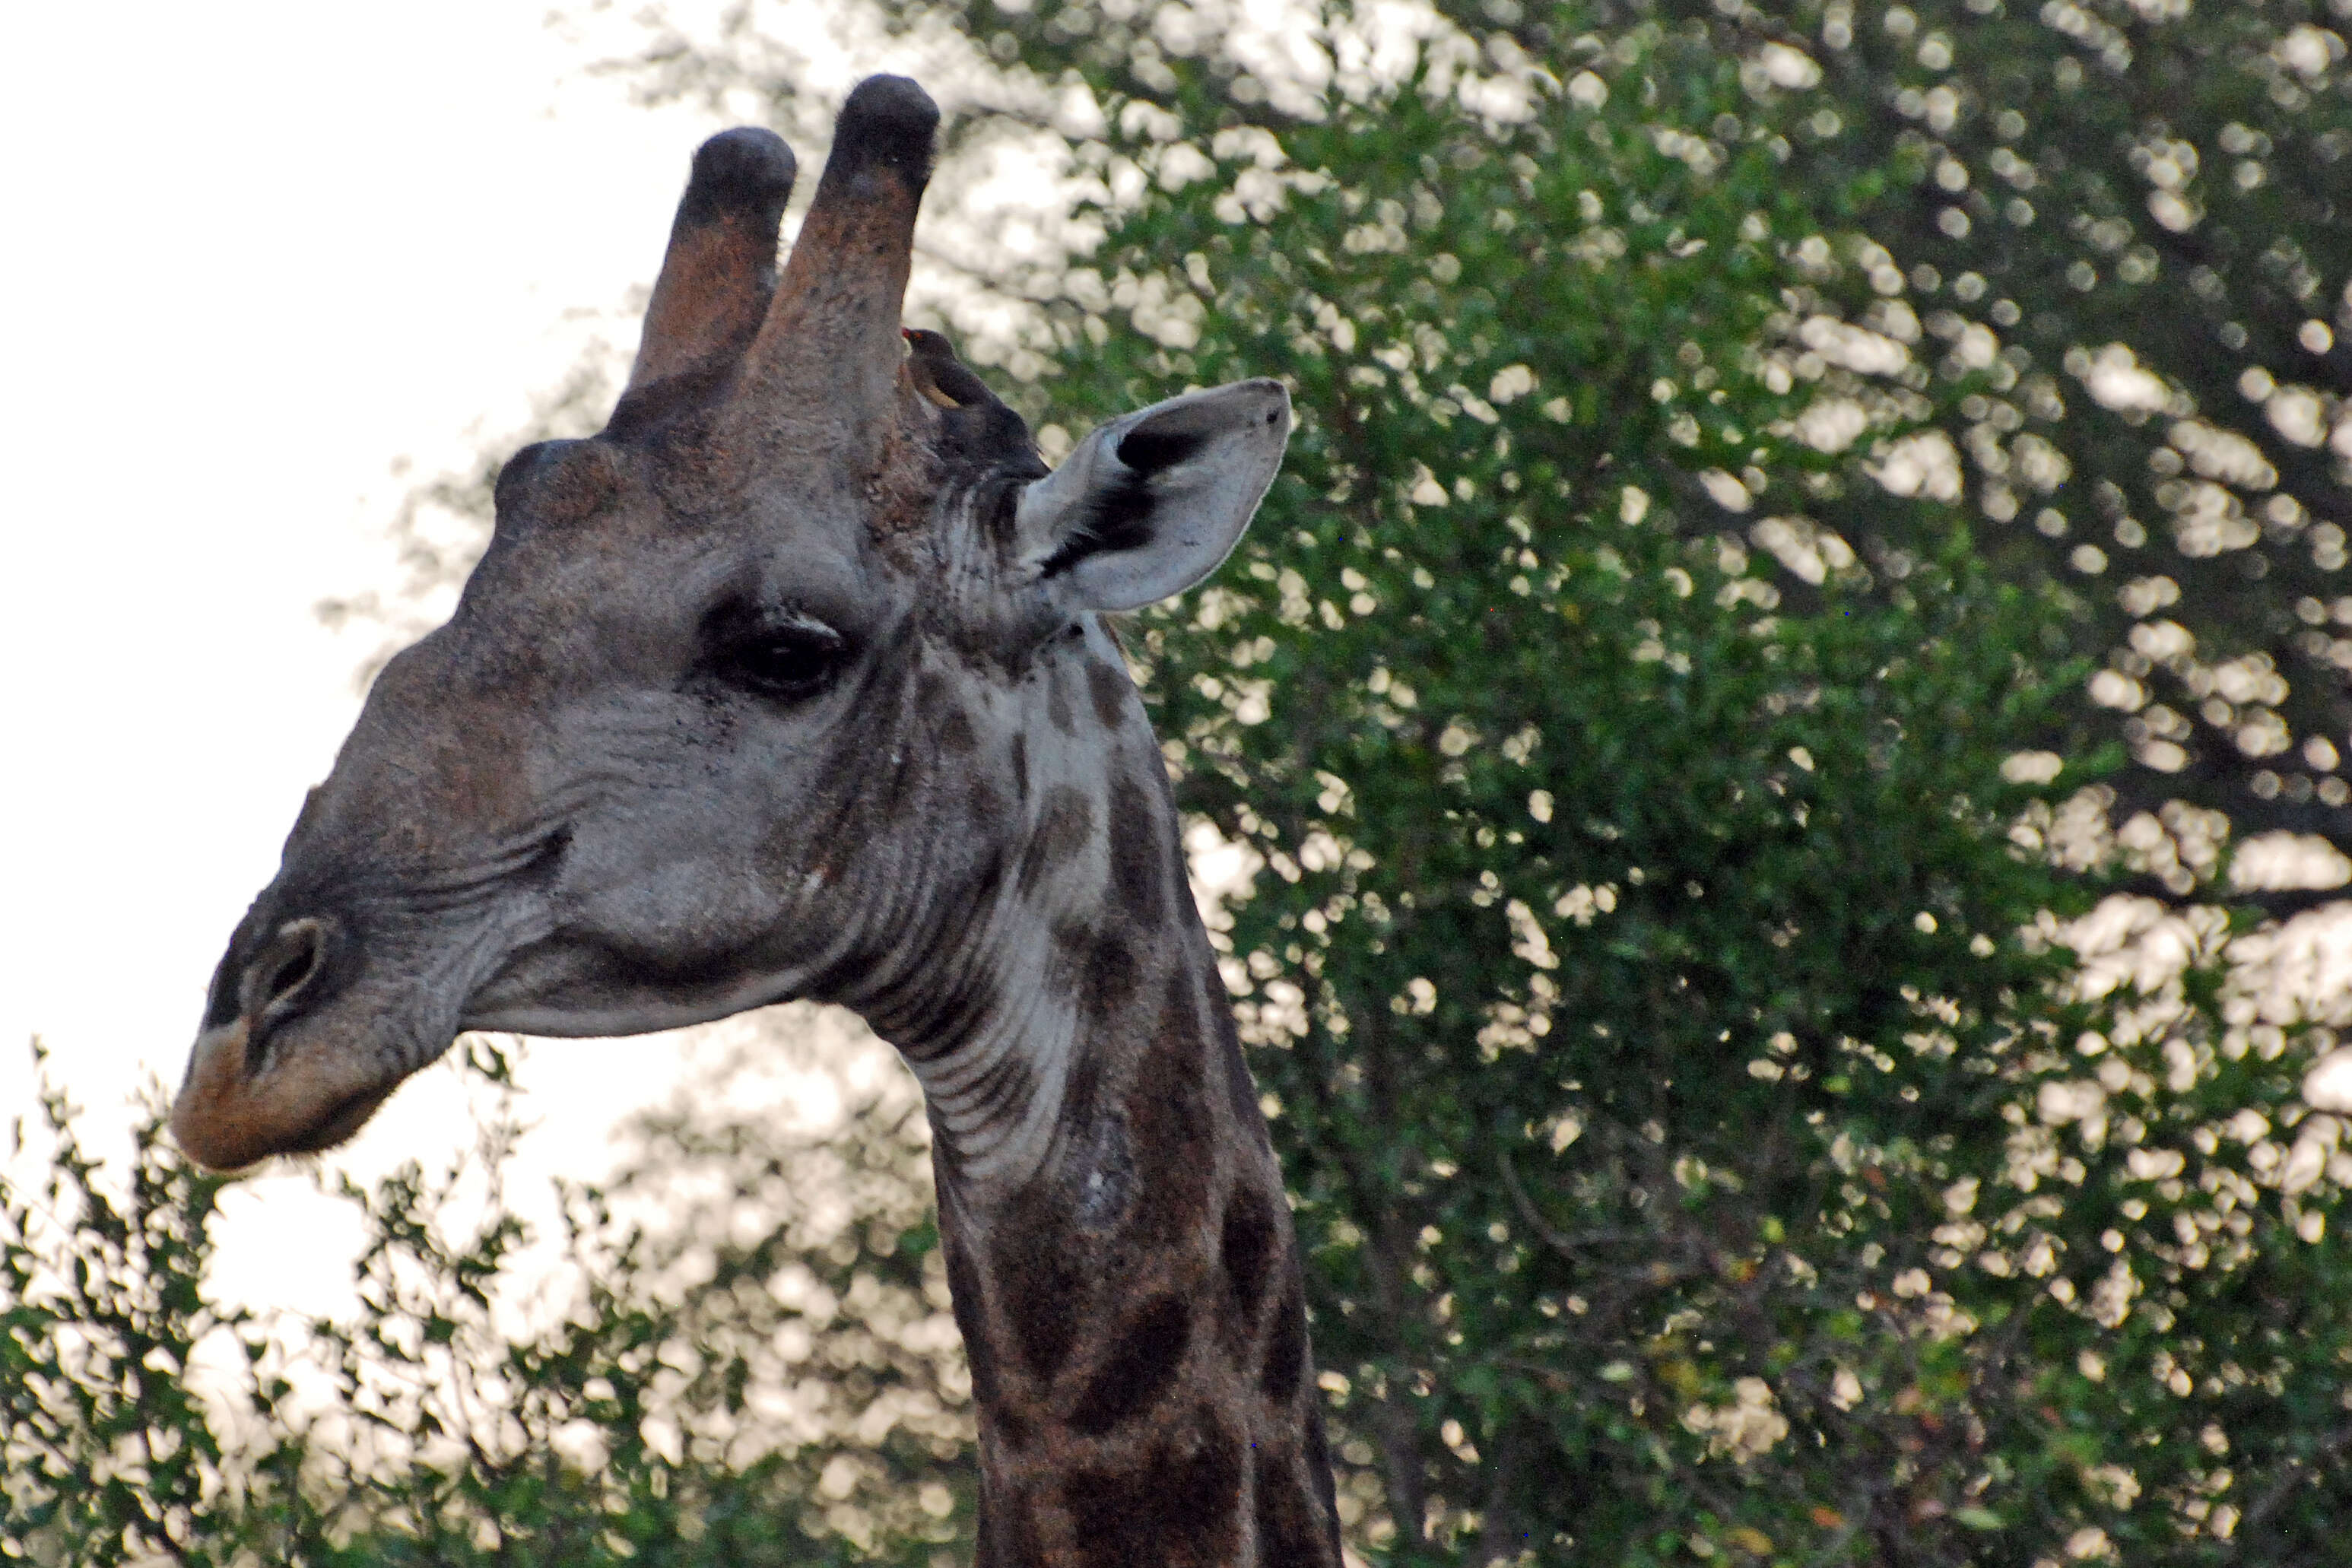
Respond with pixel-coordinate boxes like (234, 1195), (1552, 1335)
(171, 76), (1290, 1171)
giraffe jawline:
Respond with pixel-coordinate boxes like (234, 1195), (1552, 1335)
(452, 926), (833, 1042)
(456, 976), (808, 1040)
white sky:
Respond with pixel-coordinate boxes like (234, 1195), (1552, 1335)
(0, 2), (814, 1312)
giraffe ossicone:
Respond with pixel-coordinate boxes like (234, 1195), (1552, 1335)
(173, 75), (1342, 1565)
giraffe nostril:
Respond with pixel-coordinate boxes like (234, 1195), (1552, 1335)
(263, 949), (313, 1005)
(247, 918), (332, 1017)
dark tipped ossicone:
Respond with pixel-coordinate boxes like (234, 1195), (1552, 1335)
(819, 74), (940, 189)
(727, 74), (944, 457)
(624, 125), (801, 397)
(677, 126), (798, 231)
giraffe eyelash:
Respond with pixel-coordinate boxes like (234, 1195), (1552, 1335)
(697, 599), (853, 703)
(719, 624), (849, 701)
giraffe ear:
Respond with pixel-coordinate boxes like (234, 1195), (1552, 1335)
(1015, 379), (1292, 612)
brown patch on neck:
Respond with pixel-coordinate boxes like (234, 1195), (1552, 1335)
(1087, 657), (1132, 729)
(992, 1175), (1093, 1385)
(1068, 1293), (1192, 1436)
(974, 1478), (1049, 1567)
(1259, 1275), (1309, 1405)
(1103, 773), (1174, 928)
(1017, 786), (1096, 895)
(1217, 1181), (1279, 1347)
(1062, 1403), (1245, 1567)
(1123, 967), (1216, 1248)
(1051, 916), (1143, 1064)
(1255, 1441), (1339, 1568)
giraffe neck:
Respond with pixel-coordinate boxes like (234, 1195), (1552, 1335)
(938, 925), (1341, 1568)
(852, 653), (1344, 1566)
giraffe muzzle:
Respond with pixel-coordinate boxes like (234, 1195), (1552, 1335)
(169, 916), (404, 1171)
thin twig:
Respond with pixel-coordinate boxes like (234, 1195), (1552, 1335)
(1497, 1141), (1646, 1255)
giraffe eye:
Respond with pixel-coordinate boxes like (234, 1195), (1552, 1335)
(722, 624), (848, 701)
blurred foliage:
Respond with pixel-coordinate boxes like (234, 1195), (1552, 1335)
(24, 1), (2352, 1565)
(1665, 0), (2352, 866)
(2, 1036), (976, 1564)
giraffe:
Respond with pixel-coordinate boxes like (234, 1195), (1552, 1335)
(170, 76), (1344, 1566)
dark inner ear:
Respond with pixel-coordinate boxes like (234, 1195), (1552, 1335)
(1038, 423), (1214, 579)
(1116, 425), (1209, 471)
(1040, 473), (1154, 578)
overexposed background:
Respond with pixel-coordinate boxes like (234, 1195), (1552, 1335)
(0, 2), (786, 1314)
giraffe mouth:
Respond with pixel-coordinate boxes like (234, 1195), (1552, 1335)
(168, 1017), (405, 1172)
(278, 1082), (400, 1157)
